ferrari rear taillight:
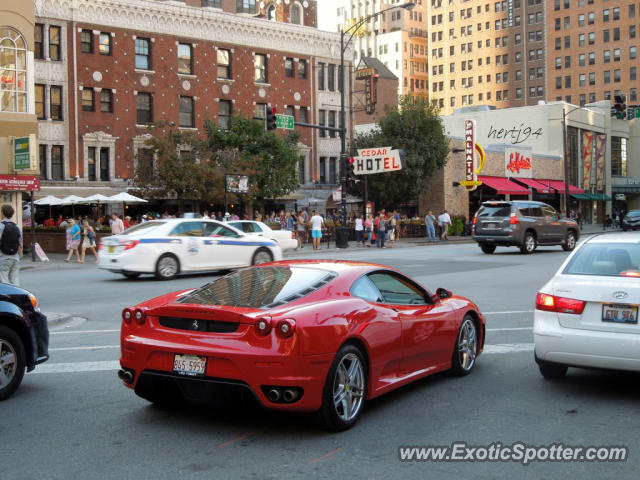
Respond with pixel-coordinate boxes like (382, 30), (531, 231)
(255, 317), (272, 335)
(122, 308), (133, 324)
(509, 213), (520, 225)
(276, 319), (296, 338)
(536, 293), (586, 314)
(133, 308), (146, 325)
(122, 240), (140, 250)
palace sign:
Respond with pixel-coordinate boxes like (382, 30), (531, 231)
(352, 147), (403, 175)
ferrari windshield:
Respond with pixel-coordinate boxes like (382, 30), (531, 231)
(179, 266), (337, 308)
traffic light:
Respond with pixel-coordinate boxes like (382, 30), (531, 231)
(614, 94), (627, 119)
(265, 107), (277, 130)
(345, 156), (355, 189)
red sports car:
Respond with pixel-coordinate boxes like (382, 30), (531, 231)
(119, 260), (485, 430)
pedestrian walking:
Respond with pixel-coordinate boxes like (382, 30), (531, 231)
(64, 218), (82, 262)
(310, 210), (324, 250)
(364, 214), (374, 247)
(80, 219), (98, 263)
(354, 214), (364, 246)
(388, 213), (397, 247)
(0, 204), (22, 285)
(111, 213), (124, 235)
(438, 210), (452, 240)
(375, 212), (387, 248)
(425, 210), (437, 242)
(296, 211), (307, 249)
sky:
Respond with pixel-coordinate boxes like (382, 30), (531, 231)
(317, 0), (339, 32)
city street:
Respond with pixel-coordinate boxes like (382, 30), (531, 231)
(2, 240), (638, 479)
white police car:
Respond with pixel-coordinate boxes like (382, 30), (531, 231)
(98, 219), (282, 279)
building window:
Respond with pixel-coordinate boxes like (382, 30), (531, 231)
(178, 43), (193, 75)
(603, 50), (610, 63)
(218, 100), (231, 130)
(237, 0), (256, 14)
(614, 69), (621, 82)
(50, 86), (63, 120)
(202, 0), (222, 6)
(328, 111), (336, 138)
(589, 52), (595, 65)
(0, 28), (28, 113)
(610, 137), (627, 177)
(87, 146), (97, 181)
(136, 92), (152, 124)
(318, 62), (325, 90)
(35, 84), (45, 119)
(319, 157), (326, 183)
(298, 59), (307, 79)
(329, 157), (336, 184)
(604, 71), (611, 84)
(99, 33), (111, 55)
(299, 106), (308, 124)
(81, 30), (93, 53)
(179, 96), (194, 128)
(51, 145), (64, 180)
(254, 53), (267, 83)
(285, 57), (294, 77)
(100, 147), (109, 181)
(290, 2), (302, 25)
(327, 64), (335, 91)
(613, 48), (621, 61)
(49, 26), (61, 61)
(39, 144), (47, 179)
(589, 72), (596, 85)
(266, 4), (276, 20)
(631, 46), (637, 59)
(604, 29), (610, 42)
(318, 110), (326, 138)
(135, 37), (151, 70)
(255, 103), (266, 120)
(631, 67), (636, 81)
(298, 157), (305, 184)
(34, 24), (44, 59)
(217, 48), (231, 78)
(82, 89), (94, 111)
(100, 89), (113, 113)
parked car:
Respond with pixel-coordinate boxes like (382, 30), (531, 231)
(534, 232), (640, 379)
(0, 283), (49, 401)
(621, 210), (640, 231)
(472, 200), (580, 254)
(118, 260), (485, 430)
(227, 220), (298, 251)
(99, 219), (282, 280)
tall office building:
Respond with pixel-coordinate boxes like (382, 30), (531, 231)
(336, 0), (429, 97)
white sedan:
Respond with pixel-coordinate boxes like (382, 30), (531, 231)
(534, 232), (640, 378)
(227, 220), (298, 251)
(98, 219), (282, 279)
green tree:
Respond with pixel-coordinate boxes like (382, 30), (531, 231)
(132, 123), (221, 214)
(352, 95), (449, 209)
(203, 114), (301, 212)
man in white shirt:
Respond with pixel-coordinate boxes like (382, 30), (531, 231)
(310, 210), (324, 250)
(111, 213), (125, 235)
(438, 210), (452, 240)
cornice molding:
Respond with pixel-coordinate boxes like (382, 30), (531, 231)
(34, 0), (351, 60)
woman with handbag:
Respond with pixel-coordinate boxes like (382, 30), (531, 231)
(64, 219), (82, 263)
(80, 219), (98, 263)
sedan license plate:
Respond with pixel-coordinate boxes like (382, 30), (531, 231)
(108, 246), (115, 253)
(602, 304), (638, 324)
(173, 354), (207, 376)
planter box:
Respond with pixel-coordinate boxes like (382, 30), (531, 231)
(23, 230), (111, 254)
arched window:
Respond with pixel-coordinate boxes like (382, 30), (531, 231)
(290, 2), (303, 25)
(0, 27), (28, 113)
(266, 4), (276, 21)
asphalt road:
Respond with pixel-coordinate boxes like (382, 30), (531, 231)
(1, 242), (638, 479)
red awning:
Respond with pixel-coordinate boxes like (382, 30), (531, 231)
(513, 178), (554, 194)
(478, 176), (529, 195)
(537, 179), (585, 194)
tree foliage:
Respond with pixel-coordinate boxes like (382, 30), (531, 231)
(351, 95), (449, 209)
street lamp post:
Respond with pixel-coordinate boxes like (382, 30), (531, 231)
(336, 1), (415, 248)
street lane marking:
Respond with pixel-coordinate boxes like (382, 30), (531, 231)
(29, 360), (119, 374)
(311, 448), (341, 464)
(484, 310), (533, 315)
(217, 432), (253, 447)
(50, 345), (119, 352)
(483, 343), (534, 354)
(51, 329), (119, 335)
(486, 327), (532, 332)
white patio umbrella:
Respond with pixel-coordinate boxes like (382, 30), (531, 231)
(108, 192), (148, 220)
(81, 193), (120, 219)
(34, 195), (63, 219)
(60, 195), (86, 218)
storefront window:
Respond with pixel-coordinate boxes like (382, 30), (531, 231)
(0, 27), (28, 113)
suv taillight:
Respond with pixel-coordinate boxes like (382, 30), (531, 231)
(509, 213), (520, 225)
(536, 293), (585, 314)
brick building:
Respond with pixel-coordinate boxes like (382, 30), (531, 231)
(33, 0), (351, 213)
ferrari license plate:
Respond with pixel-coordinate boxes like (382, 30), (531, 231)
(602, 304), (638, 324)
(173, 354), (207, 376)
(108, 246), (115, 253)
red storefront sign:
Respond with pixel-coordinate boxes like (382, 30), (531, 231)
(0, 175), (41, 191)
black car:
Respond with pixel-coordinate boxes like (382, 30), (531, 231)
(0, 283), (49, 400)
(621, 210), (640, 231)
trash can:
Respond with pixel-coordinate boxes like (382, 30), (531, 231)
(335, 226), (349, 249)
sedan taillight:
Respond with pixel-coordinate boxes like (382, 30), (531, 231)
(122, 240), (140, 250)
(536, 293), (585, 314)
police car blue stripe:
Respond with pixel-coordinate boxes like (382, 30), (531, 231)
(138, 238), (182, 244)
(216, 240), (276, 247)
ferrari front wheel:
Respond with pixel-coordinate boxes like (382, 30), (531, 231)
(319, 344), (367, 431)
(451, 316), (478, 376)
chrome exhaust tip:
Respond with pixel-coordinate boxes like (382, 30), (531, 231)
(282, 389), (297, 403)
(118, 369), (134, 384)
(267, 389), (281, 402)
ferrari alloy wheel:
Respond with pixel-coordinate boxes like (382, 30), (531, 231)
(252, 248), (273, 265)
(537, 359), (568, 380)
(0, 326), (26, 401)
(451, 316), (477, 376)
(520, 232), (536, 254)
(155, 254), (179, 280)
(320, 344), (367, 431)
(562, 231), (577, 251)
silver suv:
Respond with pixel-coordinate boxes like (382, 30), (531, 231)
(472, 201), (580, 254)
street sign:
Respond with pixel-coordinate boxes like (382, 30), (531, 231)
(14, 136), (34, 170)
(275, 114), (294, 129)
(352, 147), (402, 175)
